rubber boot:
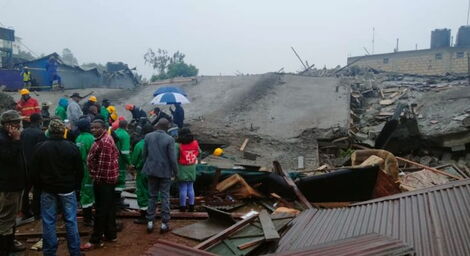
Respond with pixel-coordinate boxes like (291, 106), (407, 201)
(0, 235), (8, 256)
(179, 206), (186, 212)
(83, 207), (94, 227)
(188, 205), (194, 212)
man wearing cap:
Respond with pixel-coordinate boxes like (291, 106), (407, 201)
(0, 110), (27, 254)
(16, 89), (40, 127)
(31, 119), (83, 256)
(83, 96), (99, 116)
(67, 93), (83, 127)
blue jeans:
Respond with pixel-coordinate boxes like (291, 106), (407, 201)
(41, 191), (81, 256)
(178, 181), (195, 207)
(146, 177), (171, 223)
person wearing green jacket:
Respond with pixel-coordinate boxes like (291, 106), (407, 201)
(114, 119), (131, 208)
(75, 118), (95, 226)
(130, 124), (154, 224)
(175, 128), (200, 212)
(100, 99), (110, 122)
(54, 98), (68, 121)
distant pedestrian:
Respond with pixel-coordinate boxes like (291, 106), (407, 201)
(81, 120), (119, 250)
(41, 101), (52, 128)
(130, 124), (154, 224)
(67, 93), (83, 127)
(170, 103), (184, 129)
(55, 98), (68, 121)
(75, 119), (95, 227)
(143, 118), (178, 233)
(176, 128), (200, 212)
(20, 113), (46, 220)
(21, 67), (32, 89)
(31, 119), (83, 256)
(0, 110), (27, 255)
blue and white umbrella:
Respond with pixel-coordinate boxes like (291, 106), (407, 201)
(153, 86), (187, 97)
(150, 92), (190, 105)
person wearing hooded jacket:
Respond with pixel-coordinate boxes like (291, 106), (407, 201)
(55, 98), (68, 121)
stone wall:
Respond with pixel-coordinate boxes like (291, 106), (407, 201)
(347, 47), (470, 75)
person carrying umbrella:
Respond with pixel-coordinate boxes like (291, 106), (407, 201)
(170, 103), (184, 129)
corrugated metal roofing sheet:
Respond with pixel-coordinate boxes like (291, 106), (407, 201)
(276, 179), (470, 256)
(270, 233), (415, 256)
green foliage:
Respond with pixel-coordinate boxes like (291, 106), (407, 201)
(145, 48), (198, 81)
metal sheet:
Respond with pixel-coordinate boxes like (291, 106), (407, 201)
(276, 179), (470, 256)
(269, 233), (415, 256)
(142, 239), (216, 256)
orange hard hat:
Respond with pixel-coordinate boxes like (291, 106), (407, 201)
(125, 104), (134, 111)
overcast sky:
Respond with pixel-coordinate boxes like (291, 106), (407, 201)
(1, 0), (468, 78)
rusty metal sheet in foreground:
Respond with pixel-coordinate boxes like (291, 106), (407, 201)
(141, 239), (216, 256)
(268, 233), (415, 256)
(276, 179), (470, 256)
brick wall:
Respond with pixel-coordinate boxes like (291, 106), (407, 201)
(347, 47), (470, 75)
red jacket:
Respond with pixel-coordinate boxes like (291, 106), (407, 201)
(178, 140), (199, 165)
(16, 97), (40, 118)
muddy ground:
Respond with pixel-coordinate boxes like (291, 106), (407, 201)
(15, 218), (198, 256)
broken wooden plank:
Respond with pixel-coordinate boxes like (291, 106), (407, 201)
(239, 138), (249, 152)
(237, 237), (265, 250)
(194, 213), (259, 250)
(258, 210), (280, 241)
(396, 156), (462, 180)
(273, 161), (313, 209)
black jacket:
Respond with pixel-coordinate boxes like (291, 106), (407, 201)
(131, 107), (147, 121)
(0, 129), (26, 192)
(31, 136), (83, 194)
(151, 111), (172, 126)
(21, 124), (46, 169)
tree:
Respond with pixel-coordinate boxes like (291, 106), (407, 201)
(144, 48), (198, 81)
(61, 48), (78, 66)
(81, 62), (106, 72)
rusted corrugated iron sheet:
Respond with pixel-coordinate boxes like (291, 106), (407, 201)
(276, 179), (470, 256)
(269, 233), (415, 256)
(141, 239), (216, 256)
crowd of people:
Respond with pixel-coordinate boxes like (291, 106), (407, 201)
(0, 89), (197, 255)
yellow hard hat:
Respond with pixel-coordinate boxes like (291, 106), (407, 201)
(107, 106), (115, 113)
(89, 96), (97, 102)
(213, 148), (224, 156)
(20, 89), (30, 95)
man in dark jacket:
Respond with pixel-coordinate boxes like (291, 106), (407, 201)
(150, 107), (172, 126)
(20, 113), (46, 220)
(170, 103), (184, 129)
(31, 119), (83, 256)
(143, 118), (178, 234)
(0, 110), (27, 255)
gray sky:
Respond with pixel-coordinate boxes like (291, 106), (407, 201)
(1, 0), (468, 79)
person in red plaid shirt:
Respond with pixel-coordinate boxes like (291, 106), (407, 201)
(81, 119), (119, 251)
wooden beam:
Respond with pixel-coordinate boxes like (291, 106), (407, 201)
(239, 138), (249, 152)
(396, 156), (462, 180)
(273, 161), (313, 209)
(258, 210), (280, 241)
(194, 213), (259, 250)
(237, 237), (265, 250)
